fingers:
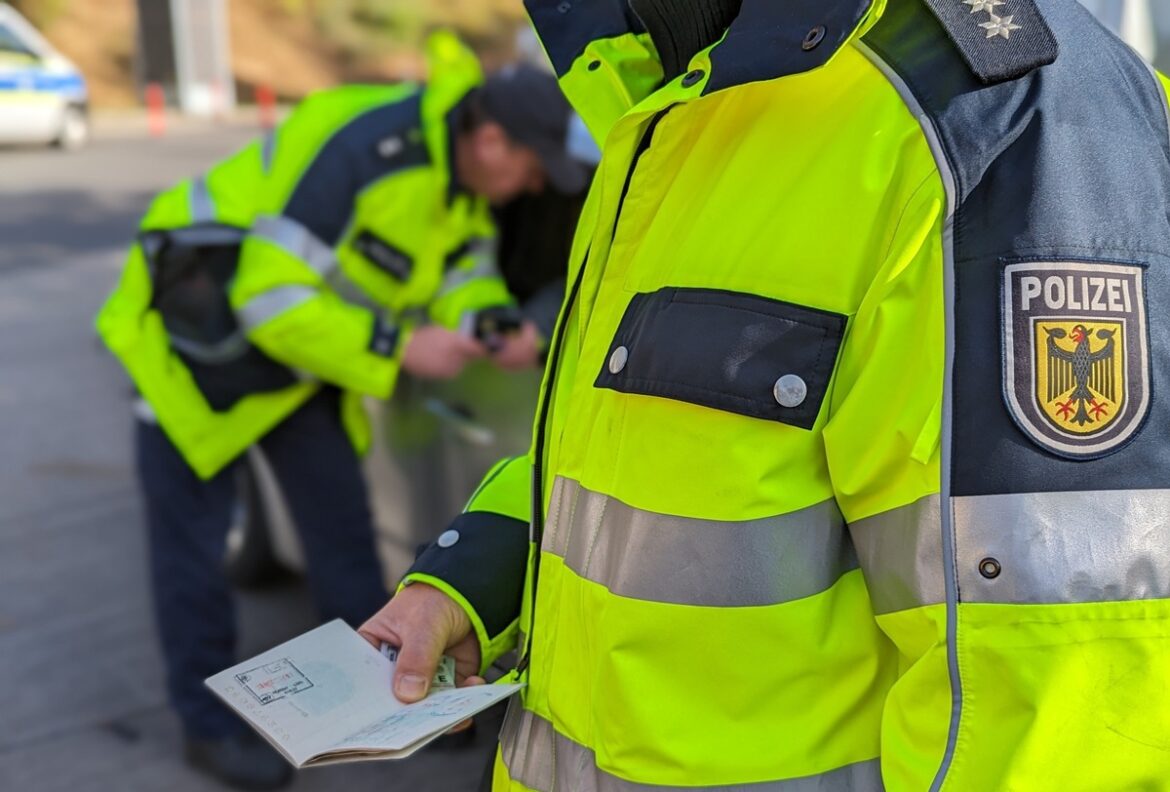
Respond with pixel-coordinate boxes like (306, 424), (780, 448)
(453, 332), (488, 357)
(359, 585), (476, 704)
(357, 625), (390, 649)
(357, 590), (451, 704)
(358, 599), (401, 649)
(448, 718), (475, 734)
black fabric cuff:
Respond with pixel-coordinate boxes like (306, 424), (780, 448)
(406, 511), (529, 638)
(369, 314), (401, 358)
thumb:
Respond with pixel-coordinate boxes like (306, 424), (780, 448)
(392, 619), (447, 704)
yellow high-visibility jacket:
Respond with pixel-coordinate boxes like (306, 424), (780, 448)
(406, 0), (1170, 789)
(97, 34), (512, 479)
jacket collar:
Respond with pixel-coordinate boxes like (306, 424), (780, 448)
(621, 0), (884, 121)
(702, 0), (882, 94)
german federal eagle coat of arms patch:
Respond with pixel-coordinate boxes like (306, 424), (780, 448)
(1002, 261), (1150, 459)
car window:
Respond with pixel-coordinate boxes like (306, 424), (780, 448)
(0, 23), (34, 57)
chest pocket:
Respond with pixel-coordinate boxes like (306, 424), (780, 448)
(353, 229), (414, 281)
(594, 287), (846, 430)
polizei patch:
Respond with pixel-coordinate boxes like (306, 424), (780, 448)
(1002, 261), (1150, 459)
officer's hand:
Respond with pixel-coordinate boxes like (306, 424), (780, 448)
(358, 583), (484, 706)
(401, 326), (486, 380)
(490, 321), (542, 371)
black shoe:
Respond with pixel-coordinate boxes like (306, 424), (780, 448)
(184, 732), (294, 791)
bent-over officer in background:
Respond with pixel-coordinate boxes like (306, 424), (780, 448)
(361, 1), (1170, 790)
(96, 33), (587, 791)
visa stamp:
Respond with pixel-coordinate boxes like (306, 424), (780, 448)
(236, 658), (314, 706)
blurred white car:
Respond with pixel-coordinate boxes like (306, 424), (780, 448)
(0, 3), (89, 149)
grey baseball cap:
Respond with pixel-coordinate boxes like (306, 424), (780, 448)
(479, 64), (591, 194)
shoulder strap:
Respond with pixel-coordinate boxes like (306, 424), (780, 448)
(919, 0), (1057, 84)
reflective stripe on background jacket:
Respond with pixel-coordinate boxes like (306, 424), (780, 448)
(96, 34), (513, 479)
(404, 0), (1170, 789)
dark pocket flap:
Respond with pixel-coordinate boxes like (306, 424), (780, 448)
(594, 287), (847, 430)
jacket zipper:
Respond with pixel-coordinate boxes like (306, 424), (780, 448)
(517, 107), (673, 674)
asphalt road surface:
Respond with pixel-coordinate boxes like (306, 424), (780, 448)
(0, 125), (501, 792)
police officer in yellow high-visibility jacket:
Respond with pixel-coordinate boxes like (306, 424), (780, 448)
(360, 2), (1170, 790)
(96, 35), (587, 790)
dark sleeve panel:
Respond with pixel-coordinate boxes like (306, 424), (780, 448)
(406, 511), (529, 638)
(863, 0), (1170, 495)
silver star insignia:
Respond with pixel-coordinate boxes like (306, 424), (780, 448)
(963, 0), (1003, 13)
(981, 12), (1021, 39)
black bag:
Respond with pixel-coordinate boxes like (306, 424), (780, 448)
(141, 225), (298, 412)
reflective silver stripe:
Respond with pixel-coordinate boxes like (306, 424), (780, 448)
(324, 267), (381, 312)
(251, 215), (338, 279)
(164, 225), (246, 247)
(850, 495), (945, 614)
(168, 331), (251, 365)
(251, 215), (381, 311)
(499, 704), (882, 792)
(438, 238), (499, 297)
(955, 489), (1170, 605)
(261, 131), (277, 171)
(132, 398), (157, 425)
(544, 478), (857, 607)
(437, 262), (499, 297)
(189, 175), (216, 223)
(852, 489), (1170, 612)
(236, 285), (317, 330)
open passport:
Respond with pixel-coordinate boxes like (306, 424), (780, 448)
(205, 619), (523, 767)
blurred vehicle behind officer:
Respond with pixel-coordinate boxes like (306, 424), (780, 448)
(0, 2), (89, 149)
(96, 31), (587, 791)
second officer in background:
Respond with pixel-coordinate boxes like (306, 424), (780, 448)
(97, 33), (587, 791)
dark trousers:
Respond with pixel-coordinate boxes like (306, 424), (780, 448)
(135, 389), (387, 738)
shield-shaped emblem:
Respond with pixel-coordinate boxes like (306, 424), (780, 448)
(1002, 261), (1150, 459)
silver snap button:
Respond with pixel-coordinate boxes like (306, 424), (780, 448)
(437, 530), (460, 548)
(377, 136), (404, 159)
(773, 374), (808, 408)
(609, 346), (629, 374)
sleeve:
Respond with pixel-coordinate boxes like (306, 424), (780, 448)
(524, 0), (664, 144)
(428, 215), (515, 330)
(229, 120), (407, 399)
(400, 455), (532, 672)
(822, 173), (948, 524)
